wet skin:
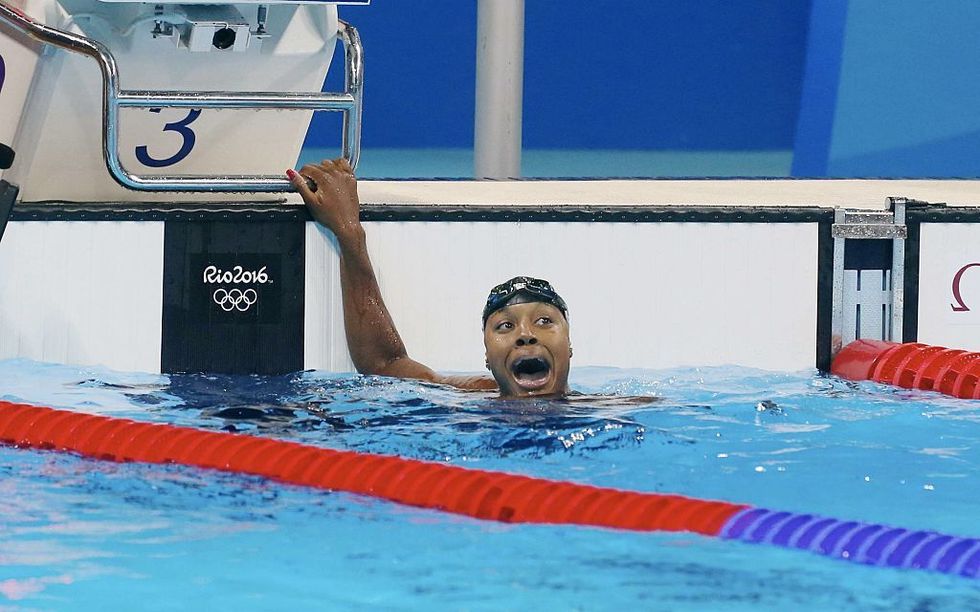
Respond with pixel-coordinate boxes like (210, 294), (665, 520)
(484, 301), (572, 398)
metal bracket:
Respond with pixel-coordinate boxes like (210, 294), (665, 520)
(831, 210), (907, 239)
(0, 1), (362, 193)
(831, 199), (908, 355)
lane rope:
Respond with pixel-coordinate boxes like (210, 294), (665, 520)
(833, 339), (980, 399)
(823, 339), (980, 574)
(1, 400), (977, 578)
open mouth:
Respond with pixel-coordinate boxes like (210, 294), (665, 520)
(510, 356), (552, 391)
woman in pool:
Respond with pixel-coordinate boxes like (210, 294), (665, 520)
(287, 159), (572, 399)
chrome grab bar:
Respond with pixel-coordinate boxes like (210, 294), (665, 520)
(0, 1), (362, 192)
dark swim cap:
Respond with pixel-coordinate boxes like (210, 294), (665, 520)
(482, 276), (568, 327)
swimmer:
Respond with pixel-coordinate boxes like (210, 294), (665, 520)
(287, 159), (572, 399)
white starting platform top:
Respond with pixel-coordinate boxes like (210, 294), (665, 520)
(0, 0), (360, 200)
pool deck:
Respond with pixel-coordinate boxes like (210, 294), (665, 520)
(353, 179), (980, 209)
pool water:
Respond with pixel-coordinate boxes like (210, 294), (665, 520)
(2, 359), (980, 610)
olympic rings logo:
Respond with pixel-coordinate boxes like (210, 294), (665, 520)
(213, 288), (258, 312)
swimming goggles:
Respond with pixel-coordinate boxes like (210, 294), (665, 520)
(482, 276), (568, 327)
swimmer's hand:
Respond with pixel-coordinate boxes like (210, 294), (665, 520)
(288, 159), (361, 240)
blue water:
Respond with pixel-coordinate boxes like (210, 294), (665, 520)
(2, 359), (980, 610)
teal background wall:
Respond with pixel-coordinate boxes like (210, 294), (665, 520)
(309, 2), (811, 151)
(796, 1), (980, 177)
(306, 1), (980, 178)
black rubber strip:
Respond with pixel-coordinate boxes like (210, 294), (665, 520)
(0, 180), (18, 244)
(815, 219), (834, 372)
(903, 217), (921, 343)
(905, 205), (980, 223)
(11, 201), (834, 224)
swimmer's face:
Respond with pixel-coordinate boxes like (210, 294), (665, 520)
(483, 301), (571, 398)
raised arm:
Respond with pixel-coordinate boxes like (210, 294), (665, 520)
(288, 160), (495, 391)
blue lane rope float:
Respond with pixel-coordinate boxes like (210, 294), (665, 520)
(722, 507), (980, 576)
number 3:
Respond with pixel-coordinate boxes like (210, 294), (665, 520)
(136, 108), (201, 168)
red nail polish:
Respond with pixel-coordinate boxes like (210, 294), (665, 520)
(285, 169), (297, 179)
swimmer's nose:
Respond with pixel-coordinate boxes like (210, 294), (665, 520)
(516, 335), (538, 346)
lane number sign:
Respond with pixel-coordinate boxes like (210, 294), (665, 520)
(135, 107), (202, 168)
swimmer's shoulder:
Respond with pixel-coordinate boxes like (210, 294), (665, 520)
(563, 391), (661, 406)
(435, 374), (498, 392)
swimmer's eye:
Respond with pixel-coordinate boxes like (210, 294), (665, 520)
(495, 321), (514, 331)
(536, 316), (553, 326)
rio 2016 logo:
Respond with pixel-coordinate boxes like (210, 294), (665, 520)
(202, 265), (272, 285)
(951, 263), (980, 312)
(202, 265), (272, 312)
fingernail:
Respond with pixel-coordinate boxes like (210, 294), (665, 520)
(285, 169), (297, 179)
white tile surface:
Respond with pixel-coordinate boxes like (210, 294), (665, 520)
(305, 221), (818, 373)
(304, 223), (354, 371)
(918, 223), (980, 351)
(0, 221), (164, 372)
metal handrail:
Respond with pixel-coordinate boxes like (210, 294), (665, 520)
(0, 1), (362, 192)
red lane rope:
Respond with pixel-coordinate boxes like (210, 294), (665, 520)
(832, 339), (980, 399)
(0, 401), (745, 535)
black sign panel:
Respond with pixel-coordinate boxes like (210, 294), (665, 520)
(163, 221), (304, 374)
